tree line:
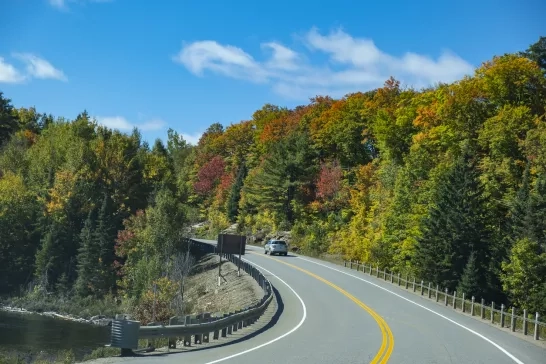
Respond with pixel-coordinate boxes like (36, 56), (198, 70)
(0, 37), (545, 317)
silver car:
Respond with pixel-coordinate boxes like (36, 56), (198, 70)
(264, 240), (288, 256)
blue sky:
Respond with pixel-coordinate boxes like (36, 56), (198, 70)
(1, 0), (544, 145)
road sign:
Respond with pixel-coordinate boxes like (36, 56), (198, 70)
(217, 234), (246, 255)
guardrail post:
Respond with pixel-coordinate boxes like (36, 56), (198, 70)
(480, 299), (485, 319)
(203, 313), (211, 343)
(428, 282), (432, 298)
(184, 315), (192, 346)
(523, 309), (528, 335)
(383, 268), (386, 280)
(356, 261), (360, 271)
(510, 307), (515, 332)
(444, 288), (448, 306)
(491, 302), (494, 323)
(222, 314), (229, 337)
(194, 314), (203, 344)
(471, 296), (475, 316)
(227, 312), (233, 335)
(500, 305), (505, 328)
(168, 316), (182, 349)
(350, 261), (353, 269)
(344, 261), (347, 267)
(405, 275), (409, 289)
(397, 273), (400, 286)
(412, 278), (416, 292)
(534, 312), (540, 340)
(391, 271), (394, 283)
(462, 293), (466, 313)
(420, 280), (424, 295)
(231, 311), (238, 332)
(436, 285), (439, 302)
(213, 315), (220, 340)
(453, 291), (457, 309)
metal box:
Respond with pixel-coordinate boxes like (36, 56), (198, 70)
(110, 318), (141, 349)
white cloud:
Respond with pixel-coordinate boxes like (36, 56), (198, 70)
(96, 116), (166, 132)
(0, 57), (25, 83)
(173, 27), (475, 100)
(0, 54), (66, 84)
(13, 53), (67, 81)
(180, 132), (203, 146)
(48, 0), (113, 10)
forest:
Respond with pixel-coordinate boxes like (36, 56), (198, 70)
(0, 37), (545, 318)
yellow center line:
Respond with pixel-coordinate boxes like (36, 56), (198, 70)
(250, 252), (394, 363)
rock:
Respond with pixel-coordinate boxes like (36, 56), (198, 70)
(92, 318), (112, 326)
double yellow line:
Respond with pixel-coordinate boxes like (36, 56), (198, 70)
(255, 253), (394, 363)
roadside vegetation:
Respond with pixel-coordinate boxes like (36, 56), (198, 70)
(0, 36), (545, 329)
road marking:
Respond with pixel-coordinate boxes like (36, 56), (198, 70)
(255, 253), (394, 364)
(203, 260), (307, 364)
(297, 256), (526, 364)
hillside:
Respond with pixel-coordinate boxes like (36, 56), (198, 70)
(0, 37), (545, 319)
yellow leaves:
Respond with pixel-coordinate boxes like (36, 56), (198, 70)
(0, 172), (32, 217)
(474, 54), (546, 111)
(46, 169), (77, 214)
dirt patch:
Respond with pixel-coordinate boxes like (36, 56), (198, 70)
(184, 253), (263, 315)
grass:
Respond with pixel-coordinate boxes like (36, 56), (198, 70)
(81, 347), (120, 362)
(0, 349), (75, 364)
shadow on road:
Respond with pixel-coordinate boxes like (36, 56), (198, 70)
(127, 284), (285, 358)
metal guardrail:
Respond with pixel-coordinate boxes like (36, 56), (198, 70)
(110, 239), (273, 352)
(343, 260), (545, 341)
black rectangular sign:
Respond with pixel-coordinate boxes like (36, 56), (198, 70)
(217, 234), (246, 255)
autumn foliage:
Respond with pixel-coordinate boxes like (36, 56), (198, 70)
(1, 38), (546, 318)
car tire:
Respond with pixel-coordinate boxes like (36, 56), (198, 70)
(264, 250), (267, 254)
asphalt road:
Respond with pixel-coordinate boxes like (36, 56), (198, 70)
(100, 241), (546, 364)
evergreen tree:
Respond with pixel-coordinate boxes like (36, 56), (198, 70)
(414, 144), (490, 291)
(457, 251), (482, 298)
(0, 92), (19, 148)
(227, 163), (247, 222)
(35, 221), (67, 290)
(75, 211), (97, 296)
(244, 131), (317, 224)
(94, 193), (118, 295)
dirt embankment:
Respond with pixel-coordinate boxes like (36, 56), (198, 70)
(184, 253), (263, 315)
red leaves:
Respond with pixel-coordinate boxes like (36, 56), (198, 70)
(316, 161), (342, 200)
(194, 155), (226, 194)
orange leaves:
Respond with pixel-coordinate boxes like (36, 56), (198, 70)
(22, 129), (37, 145)
(413, 101), (439, 129)
(259, 108), (304, 144)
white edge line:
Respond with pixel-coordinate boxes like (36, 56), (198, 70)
(203, 259), (307, 364)
(296, 256), (526, 364)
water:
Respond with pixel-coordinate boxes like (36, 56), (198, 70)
(0, 310), (111, 362)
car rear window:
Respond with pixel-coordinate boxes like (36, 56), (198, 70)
(272, 240), (286, 245)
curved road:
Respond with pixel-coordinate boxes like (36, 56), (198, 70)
(104, 241), (546, 364)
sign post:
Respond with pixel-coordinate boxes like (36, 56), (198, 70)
(237, 235), (243, 277)
(217, 234), (223, 286)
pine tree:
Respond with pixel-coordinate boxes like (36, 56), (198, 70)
(93, 194), (117, 295)
(35, 221), (67, 291)
(75, 211), (97, 297)
(457, 251), (482, 298)
(414, 144), (490, 291)
(244, 131), (317, 224)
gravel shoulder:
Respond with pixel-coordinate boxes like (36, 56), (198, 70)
(184, 253), (263, 315)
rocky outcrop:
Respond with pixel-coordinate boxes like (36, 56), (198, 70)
(1, 306), (113, 326)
